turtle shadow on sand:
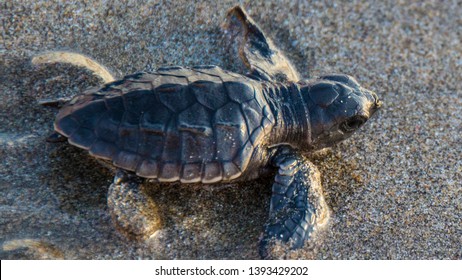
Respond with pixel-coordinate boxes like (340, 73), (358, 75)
(0, 59), (118, 259)
(19, 59), (112, 215)
(0, 57), (110, 213)
(139, 178), (271, 259)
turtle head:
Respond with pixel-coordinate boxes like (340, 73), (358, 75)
(300, 74), (381, 150)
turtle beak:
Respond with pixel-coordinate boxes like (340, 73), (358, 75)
(368, 90), (382, 116)
(373, 93), (382, 109)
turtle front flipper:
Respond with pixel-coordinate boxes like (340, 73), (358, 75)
(224, 6), (300, 82)
(260, 148), (329, 258)
(107, 170), (162, 240)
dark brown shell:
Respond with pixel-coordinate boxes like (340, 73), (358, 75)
(55, 66), (275, 183)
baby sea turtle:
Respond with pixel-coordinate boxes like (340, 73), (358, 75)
(36, 6), (381, 258)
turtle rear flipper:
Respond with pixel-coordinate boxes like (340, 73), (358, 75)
(224, 6), (300, 82)
(32, 51), (117, 83)
(108, 170), (162, 240)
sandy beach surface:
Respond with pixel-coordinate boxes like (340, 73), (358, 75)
(1, 0), (461, 259)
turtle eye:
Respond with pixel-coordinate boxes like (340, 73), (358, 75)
(340, 116), (367, 133)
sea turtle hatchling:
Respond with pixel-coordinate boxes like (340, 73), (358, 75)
(36, 6), (381, 257)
